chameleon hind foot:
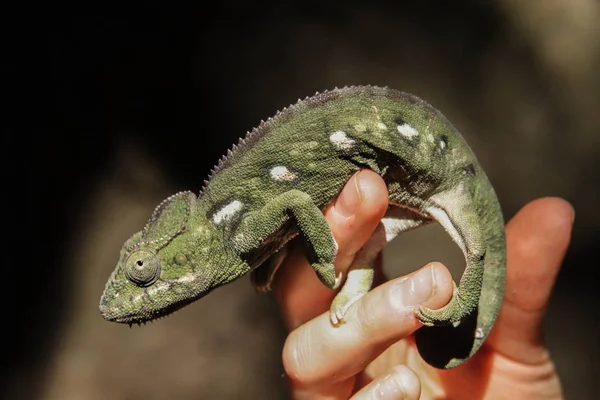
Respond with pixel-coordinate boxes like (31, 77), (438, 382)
(329, 267), (374, 325)
(414, 282), (468, 326)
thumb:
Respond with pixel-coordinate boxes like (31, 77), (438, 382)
(488, 197), (574, 363)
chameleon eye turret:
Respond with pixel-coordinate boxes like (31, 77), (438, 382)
(124, 249), (161, 287)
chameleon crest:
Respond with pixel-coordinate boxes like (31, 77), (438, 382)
(100, 86), (506, 369)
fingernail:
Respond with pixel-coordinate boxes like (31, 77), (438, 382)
(396, 264), (438, 306)
(374, 373), (404, 399)
(333, 172), (363, 218)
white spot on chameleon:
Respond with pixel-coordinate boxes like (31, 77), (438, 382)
(329, 130), (355, 150)
(439, 139), (447, 151)
(381, 217), (422, 242)
(212, 200), (243, 225)
(475, 327), (484, 339)
(176, 274), (197, 284)
(142, 272), (200, 299)
(397, 123), (419, 139)
(377, 122), (387, 130)
(270, 166), (297, 181)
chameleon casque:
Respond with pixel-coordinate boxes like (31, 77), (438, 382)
(100, 86), (506, 369)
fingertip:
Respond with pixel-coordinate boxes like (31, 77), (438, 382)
(507, 197), (575, 232)
(392, 365), (421, 400)
(354, 169), (390, 221)
(526, 196), (574, 215)
(510, 196), (574, 231)
(506, 196), (573, 267)
(425, 262), (455, 311)
(388, 262), (453, 311)
(328, 169), (388, 222)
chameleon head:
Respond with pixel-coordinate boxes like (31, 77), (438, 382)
(99, 191), (215, 324)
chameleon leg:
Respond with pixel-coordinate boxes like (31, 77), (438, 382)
(328, 218), (386, 325)
(234, 189), (340, 289)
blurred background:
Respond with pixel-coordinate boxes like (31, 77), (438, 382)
(14, 1), (600, 398)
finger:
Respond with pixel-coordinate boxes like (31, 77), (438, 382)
(489, 197), (574, 363)
(275, 170), (389, 329)
(327, 169), (389, 273)
(351, 365), (421, 400)
(283, 262), (454, 387)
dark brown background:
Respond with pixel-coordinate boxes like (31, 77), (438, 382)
(14, 1), (600, 399)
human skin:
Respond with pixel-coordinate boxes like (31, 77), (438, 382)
(274, 170), (573, 399)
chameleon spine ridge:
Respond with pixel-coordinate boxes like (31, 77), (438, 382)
(199, 86), (423, 195)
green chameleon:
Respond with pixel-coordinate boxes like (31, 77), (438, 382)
(100, 86), (506, 369)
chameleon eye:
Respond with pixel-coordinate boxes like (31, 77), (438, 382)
(124, 250), (161, 287)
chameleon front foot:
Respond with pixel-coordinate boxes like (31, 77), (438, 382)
(329, 267), (374, 325)
(312, 262), (343, 290)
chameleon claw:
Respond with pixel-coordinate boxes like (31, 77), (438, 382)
(329, 292), (366, 326)
(332, 271), (343, 290)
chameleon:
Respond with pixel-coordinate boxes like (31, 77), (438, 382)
(99, 85), (506, 369)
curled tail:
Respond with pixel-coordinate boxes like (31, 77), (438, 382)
(414, 174), (506, 369)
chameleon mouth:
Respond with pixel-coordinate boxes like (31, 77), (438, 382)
(99, 293), (202, 325)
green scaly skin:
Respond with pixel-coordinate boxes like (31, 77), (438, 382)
(99, 86), (506, 369)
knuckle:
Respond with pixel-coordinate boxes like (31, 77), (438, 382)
(354, 292), (381, 336)
(380, 281), (407, 318)
(354, 287), (402, 336)
(353, 281), (417, 340)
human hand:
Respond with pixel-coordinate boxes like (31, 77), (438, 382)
(274, 170), (573, 399)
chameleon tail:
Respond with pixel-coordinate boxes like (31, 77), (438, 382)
(414, 174), (506, 369)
